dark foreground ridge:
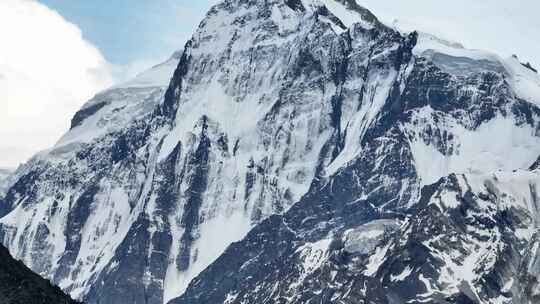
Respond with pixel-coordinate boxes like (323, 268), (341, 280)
(0, 245), (79, 304)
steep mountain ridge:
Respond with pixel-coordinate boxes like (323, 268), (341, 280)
(1, 0), (540, 303)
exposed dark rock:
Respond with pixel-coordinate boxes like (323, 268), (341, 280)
(0, 245), (79, 304)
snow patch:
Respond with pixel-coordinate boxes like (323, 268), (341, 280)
(296, 238), (332, 273)
(363, 242), (391, 276)
(390, 265), (413, 282)
(407, 107), (540, 187)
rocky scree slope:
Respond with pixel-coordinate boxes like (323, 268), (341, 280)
(1, 0), (540, 304)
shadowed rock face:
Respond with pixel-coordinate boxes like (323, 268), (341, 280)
(0, 245), (79, 304)
(2, 1), (540, 304)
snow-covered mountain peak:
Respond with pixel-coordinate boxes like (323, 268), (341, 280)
(301, 0), (380, 29)
(195, 0), (379, 53)
(3, 1), (540, 304)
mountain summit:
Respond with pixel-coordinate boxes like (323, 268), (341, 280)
(2, 1), (540, 303)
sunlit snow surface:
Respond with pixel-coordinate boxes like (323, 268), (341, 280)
(403, 34), (540, 186)
(54, 55), (180, 149)
(405, 107), (540, 187)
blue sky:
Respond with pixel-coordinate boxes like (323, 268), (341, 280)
(38, 0), (214, 67)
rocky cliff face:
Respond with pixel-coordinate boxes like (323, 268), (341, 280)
(173, 168), (540, 304)
(1, 1), (540, 304)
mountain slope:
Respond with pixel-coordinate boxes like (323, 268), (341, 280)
(0, 167), (13, 196)
(0, 52), (180, 302)
(169, 1), (540, 304)
(1, 0), (540, 304)
(173, 168), (540, 304)
(0, 244), (79, 304)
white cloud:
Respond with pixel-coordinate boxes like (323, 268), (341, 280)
(0, 0), (113, 168)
